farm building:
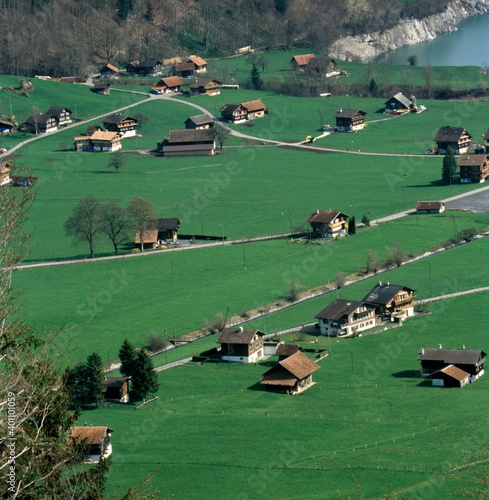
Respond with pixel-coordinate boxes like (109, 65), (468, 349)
(134, 229), (159, 249)
(151, 76), (183, 94)
(261, 351), (320, 394)
(68, 426), (114, 463)
(434, 126), (472, 154)
(0, 161), (11, 186)
(217, 328), (265, 363)
(0, 119), (15, 134)
(104, 377), (129, 403)
(92, 82), (110, 95)
(133, 218), (179, 248)
(305, 57), (337, 77)
(158, 129), (216, 157)
(315, 299), (377, 337)
(290, 54), (316, 71)
(415, 201), (445, 214)
(276, 343), (303, 360)
(334, 109), (367, 132)
(384, 93), (413, 113)
(22, 113), (57, 134)
(99, 63), (119, 78)
(220, 100), (267, 123)
(306, 210), (349, 238)
(102, 114), (138, 138)
(187, 78), (222, 96)
(418, 347), (486, 382)
(362, 282), (416, 320)
(457, 154), (489, 183)
(173, 62), (196, 78)
(74, 131), (122, 152)
(184, 114), (214, 129)
(427, 365), (470, 388)
(46, 107), (72, 126)
(187, 55), (207, 72)
(126, 59), (162, 76)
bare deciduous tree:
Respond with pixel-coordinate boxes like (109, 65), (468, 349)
(128, 196), (156, 252)
(99, 201), (131, 255)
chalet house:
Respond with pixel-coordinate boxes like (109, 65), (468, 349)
(307, 210), (349, 238)
(73, 131), (122, 152)
(315, 299), (377, 337)
(86, 124), (103, 135)
(362, 282), (416, 320)
(68, 426), (114, 463)
(457, 154), (489, 183)
(158, 129), (216, 157)
(151, 76), (183, 94)
(172, 62), (195, 78)
(415, 201), (445, 214)
(217, 327), (265, 363)
(428, 365), (470, 388)
(241, 100), (268, 120)
(305, 57), (337, 78)
(220, 104), (247, 123)
(187, 55), (207, 73)
(434, 126), (472, 154)
(46, 107), (72, 126)
(0, 161), (11, 187)
(99, 63), (119, 78)
(126, 59), (162, 76)
(290, 54), (316, 71)
(134, 229), (159, 249)
(22, 113), (57, 134)
(157, 217), (180, 243)
(184, 114), (214, 129)
(92, 82), (110, 95)
(0, 119), (15, 134)
(261, 351), (320, 394)
(385, 93), (413, 113)
(334, 109), (367, 132)
(417, 347), (486, 382)
(102, 114), (138, 138)
(187, 78), (221, 96)
(276, 343), (303, 360)
(104, 377), (129, 403)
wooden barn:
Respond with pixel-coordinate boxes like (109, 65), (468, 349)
(158, 129), (216, 157)
(102, 114), (138, 138)
(68, 426), (114, 463)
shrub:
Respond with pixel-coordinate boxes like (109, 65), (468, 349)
(145, 332), (167, 352)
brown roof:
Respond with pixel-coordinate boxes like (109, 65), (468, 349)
(417, 348), (486, 366)
(279, 351), (320, 380)
(101, 63), (119, 73)
(315, 299), (366, 321)
(154, 76), (183, 89)
(307, 210), (349, 224)
(334, 109), (367, 119)
(90, 131), (120, 141)
(415, 201), (444, 211)
(457, 154), (489, 167)
(188, 56), (207, 67)
(241, 100), (267, 112)
(260, 372), (297, 386)
(69, 426), (113, 445)
(186, 114), (213, 127)
(135, 229), (158, 244)
(431, 364), (470, 381)
(291, 54), (316, 66)
(104, 377), (128, 389)
(168, 129), (215, 144)
(434, 126), (471, 142)
(276, 343), (302, 357)
(188, 78), (221, 89)
(217, 328), (265, 345)
(175, 62), (195, 72)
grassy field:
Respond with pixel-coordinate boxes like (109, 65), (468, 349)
(78, 291), (489, 499)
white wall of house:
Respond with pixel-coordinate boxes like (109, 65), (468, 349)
(221, 349), (263, 363)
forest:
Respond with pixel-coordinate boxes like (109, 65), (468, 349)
(0, 0), (450, 77)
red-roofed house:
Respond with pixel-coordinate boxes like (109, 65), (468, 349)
(68, 426), (114, 463)
(187, 55), (207, 73)
(307, 210), (349, 238)
(290, 54), (316, 71)
(151, 76), (184, 94)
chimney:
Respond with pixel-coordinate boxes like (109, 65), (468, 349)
(462, 345), (465, 350)
(236, 326), (243, 333)
(339, 108), (342, 112)
(438, 344), (442, 349)
(316, 209), (319, 214)
(420, 348), (424, 355)
(378, 281), (382, 286)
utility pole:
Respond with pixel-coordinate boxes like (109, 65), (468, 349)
(242, 238), (246, 270)
(171, 261), (175, 293)
(428, 262), (433, 297)
(92, 286), (97, 318)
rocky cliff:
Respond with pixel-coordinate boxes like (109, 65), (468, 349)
(330, 0), (489, 61)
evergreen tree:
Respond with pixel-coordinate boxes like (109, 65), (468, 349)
(251, 63), (263, 90)
(442, 146), (457, 184)
(119, 338), (136, 378)
(368, 78), (377, 96)
(85, 352), (105, 407)
(131, 349), (160, 401)
(348, 216), (356, 235)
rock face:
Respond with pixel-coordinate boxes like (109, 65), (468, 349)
(330, 0), (489, 61)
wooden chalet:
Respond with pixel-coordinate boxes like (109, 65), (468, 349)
(184, 114), (214, 129)
(173, 62), (196, 78)
(187, 55), (207, 72)
(134, 228), (159, 249)
(306, 210), (349, 238)
(22, 113), (57, 134)
(305, 57), (337, 77)
(428, 365), (470, 388)
(220, 104), (247, 123)
(46, 106), (72, 126)
(362, 282), (416, 320)
(0, 161), (11, 187)
(0, 119), (15, 134)
(92, 82), (110, 95)
(418, 347), (486, 382)
(151, 76), (183, 94)
(334, 108), (367, 132)
(415, 201), (445, 214)
(261, 351), (320, 394)
(99, 63), (119, 78)
(158, 129), (216, 157)
(241, 100), (268, 120)
(68, 426), (114, 463)
(102, 114), (138, 138)
(157, 217), (180, 243)
(434, 126), (472, 154)
(126, 59), (162, 76)
(187, 78), (221, 96)
(276, 343), (303, 360)
(73, 131), (122, 152)
(290, 54), (316, 71)
(457, 154), (489, 183)
(217, 327), (265, 363)
(104, 377), (129, 403)
(315, 299), (377, 337)
(385, 92), (413, 113)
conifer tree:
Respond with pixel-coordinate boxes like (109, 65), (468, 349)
(119, 338), (136, 378)
(348, 216), (356, 235)
(85, 352), (105, 407)
(442, 146), (457, 184)
(251, 63), (263, 90)
(131, 349), (160, 401)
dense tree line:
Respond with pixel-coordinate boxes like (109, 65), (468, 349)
(0, 0), (450, 77)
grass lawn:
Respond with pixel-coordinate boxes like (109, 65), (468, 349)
(78, 292), (489, 499)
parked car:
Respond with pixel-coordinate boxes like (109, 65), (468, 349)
(0, 148), (7, 153)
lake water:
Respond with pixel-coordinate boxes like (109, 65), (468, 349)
(373, 12), (489, 66)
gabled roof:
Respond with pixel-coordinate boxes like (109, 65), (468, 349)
(69, 426), (113, 445)
(306, 57), (336, 71)
(137, 59), (162, 68)
(168, 129), (215, 144)
(429, 364), (470, 381)
(175, 62), (195, 72)
(157, 218), (180, 231)
(220, 104), (242, 114)
(457, 154), (489, 167)
(90, 131), (120, 141)
(102, 114), (136, 125)
(307, 210), (349, 224)
(154, 76), (183, 89)
(46, 106), (72, 117)
(315, 299), (366, 321)
(279, 351), (320, 379)
(217, 328), (265, 345)
(135, 229), (158, 244)
(276, 343), (302, 357)
(100, 63), (119, 73)
(334, 109), (367, 119)
(188, 55), (207, 67)
(25, 114), (55, 126)
(0, 119), (14, 128)
(93, 82), (110, 90)
(416, 201), (445, 210)
(291, 54), (316, 66)
(241, 100), (267, 112)
(104, 377), (128, 389)
(186, 114), (213, 126)
(362, 282), (415, 305)
(434, 126), (471, 142)
(188, 78), (221, 89)
(417, 348), (486, 366)
(386, 92), (412, 108)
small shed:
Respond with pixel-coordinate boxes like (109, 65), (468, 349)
(428, 365), (470, 387)
(92, 82), (111, 95)
(415, 201), (445, 214)
(276, 343), (303, 360)
(385, 93), (413, 113)
(184, 114), (214, 129)
(104, 377), (129, 402)
(68, 426), (114, 463)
